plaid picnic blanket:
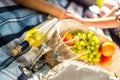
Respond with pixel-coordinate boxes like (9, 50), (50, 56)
(0, 0), (77, 80)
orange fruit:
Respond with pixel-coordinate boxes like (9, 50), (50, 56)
(61, 32), (74, 46)
(101, 41), (115, 57)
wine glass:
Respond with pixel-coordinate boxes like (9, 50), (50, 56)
(19, 18), (59, 77)
(30, 20), (74, 71)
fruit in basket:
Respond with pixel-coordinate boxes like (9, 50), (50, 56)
(62, 32), (74, 46)
(69, 30), (101, 65)
(101, 41), (115, 57)
(99, 55), (112, 67)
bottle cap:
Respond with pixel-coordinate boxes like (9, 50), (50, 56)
(11, 41), (29, 57)
(11, 46), (22, 57)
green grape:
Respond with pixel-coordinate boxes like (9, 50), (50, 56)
(88, 53), (95, 58)
(87, 31), (94, 38)
(92, 35), (100, 44)
(77, 45), (81, 50)
(70, 30), (101, 65)
(92, 50), (98, 55)
(80, 40), (86, 46)
(77, 51), (83, 54)
(96, 53), (101, 58)
(92, 57), (100, 64)
(72, 30), (82, 35)
(78, 32), (82, 36)
(87, 50), (92, 54)
(90, 46), (96, 50)
(81, 54), (88, 60)
(95, 44), (100, 48)
(88, 31), (94, 35)
(87, 33), (93, 39)
(90, 40), (96, 46)
(82, 33), (86, 39)
(88, 57), (93, 62)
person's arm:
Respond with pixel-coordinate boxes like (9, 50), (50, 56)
(78, 16), (120, 28)
(13, 0), (72, 19)
(13, 0), (120, 28)
(75, 1), (120, 29)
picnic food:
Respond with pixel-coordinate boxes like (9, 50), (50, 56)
(62, 32), (74, 46)
(99, 55), (112, 67)
(101, 41), (116, 57)
(43, 19), (119, 80)
(61, 30), (101, 65)
(61, 29), (116, 66)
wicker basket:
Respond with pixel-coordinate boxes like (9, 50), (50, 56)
(44, 19), (120, 79)
(43, 60), (119, 80)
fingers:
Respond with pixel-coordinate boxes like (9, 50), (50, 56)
(65, 10), (83, 22)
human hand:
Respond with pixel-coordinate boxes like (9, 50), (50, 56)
(56, 9), (84, 23)
(56, 9), (82, 20)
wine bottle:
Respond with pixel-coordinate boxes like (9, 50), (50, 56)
(11, 18), (58, 57)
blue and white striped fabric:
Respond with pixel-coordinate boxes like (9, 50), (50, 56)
(0, 0), (70, 80)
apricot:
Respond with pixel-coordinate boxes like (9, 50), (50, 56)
(101, 41), (115, 57)
(99, 55), (112, 67)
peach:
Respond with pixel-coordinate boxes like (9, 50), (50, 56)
(101, 41), (115, 57)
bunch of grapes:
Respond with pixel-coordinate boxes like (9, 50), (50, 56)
(70, 30), (101, 65)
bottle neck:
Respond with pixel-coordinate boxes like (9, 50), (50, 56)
(21, 40), (30, 51)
